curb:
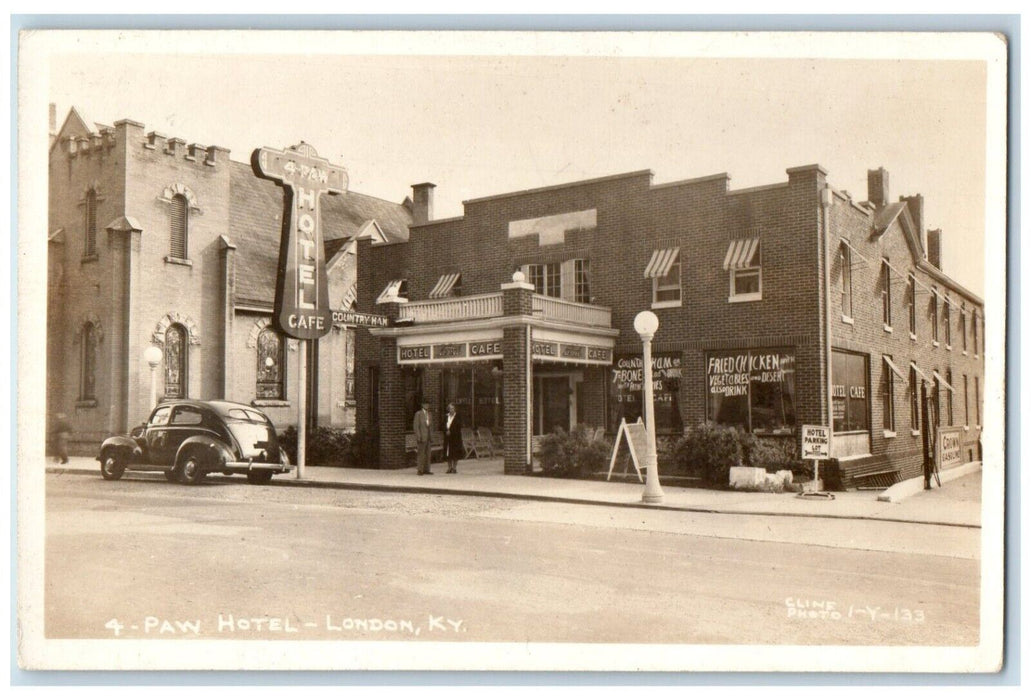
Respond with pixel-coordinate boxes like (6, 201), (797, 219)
(47, 466), (980, 529)
(877, 461), (982, 504)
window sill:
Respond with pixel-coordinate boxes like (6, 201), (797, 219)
(164, 256), (193, 267)
(911, 429), (921, 437)
(841, 315), (855, 325)
(80, 254), (98, 264)
(883, 430), (897, 439)
(252, 399), (290, 407)
(75, 399), (98, 408)
(729, 293), (762, 304)
(651, 299), (682, 309)
(910, 332), (917, 341)
(945, 344), (952, 351)
(964, 425), (970, 431)
(883, 324), (893, 333)
(932, 341), (940, 348)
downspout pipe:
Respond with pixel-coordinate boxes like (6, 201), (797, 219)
(821, 185), (835, 457)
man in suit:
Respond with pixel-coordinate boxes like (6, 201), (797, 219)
(413, 400), (433, 475)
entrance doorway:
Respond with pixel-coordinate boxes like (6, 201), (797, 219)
(532, 373), (578, 436)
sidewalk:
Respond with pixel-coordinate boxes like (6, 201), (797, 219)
(47, 455), (982, 528)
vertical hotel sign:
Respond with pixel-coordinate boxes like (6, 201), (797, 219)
(252, 143), (348, 339)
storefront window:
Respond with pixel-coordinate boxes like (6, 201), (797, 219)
(441, 366), (503, 432)
(832, 350), (869, 433)
(706, 349), (796, 434)
(402, 368), (424, 429)
(609, 351), (684, 435)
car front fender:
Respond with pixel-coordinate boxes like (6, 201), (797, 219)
(97, 436), (143, 463)
(175, 436), (235, 468)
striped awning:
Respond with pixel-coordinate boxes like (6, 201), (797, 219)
(428, 272), (461, 299)
(376, 279), (406, 304)
(643, 248), (680, 279)
(932, 370), (956, 393)
(910, 362), (929, 381)
(341, 283), (357, 310)
(883, 355), (907, 382)
(723, 238), (761, 271)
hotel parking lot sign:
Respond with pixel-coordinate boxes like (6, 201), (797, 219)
(252, 142), (348, 340)
(801, 425), (830, 460)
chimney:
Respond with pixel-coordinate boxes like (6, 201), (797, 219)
(867, 167), (889, 207)
(900, 194), (926, 252)
(927, 229), (943, 270)
(411, 182), (435, 225)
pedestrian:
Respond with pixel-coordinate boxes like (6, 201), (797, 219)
(52, 412), (72, 464)
(413, 400), (433, 475)
(443, 402), (463, 473)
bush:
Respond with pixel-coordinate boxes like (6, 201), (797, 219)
(673, 422), (743, 484)
(745, 436), (804, 473)
(538, 424), (612, 479)
(280, 425), (367, 468)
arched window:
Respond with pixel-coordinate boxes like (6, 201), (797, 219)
(164, 323), (188, 398)
(170, 193), (188, 259)
(84, 188), (97, 257)
(256, 326), (285, 400)
(80, 322), (97, 400)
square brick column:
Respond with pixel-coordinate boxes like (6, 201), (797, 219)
(501, 274), (535, 474)
(375, 301), (407, 470)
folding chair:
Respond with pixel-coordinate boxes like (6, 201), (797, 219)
(475, 427), (496, 458)
(461, 428), (479, 459)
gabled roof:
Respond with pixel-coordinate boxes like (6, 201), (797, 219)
(228, 161), (411, 306)
(49, 107), (92, 154)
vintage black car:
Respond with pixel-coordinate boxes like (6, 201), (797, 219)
(97, 400), (293, 485)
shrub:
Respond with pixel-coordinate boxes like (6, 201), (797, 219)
(673, 422), (743, 484)
(279, 425), (354, 468)
(746, 436), (804, 473)
(538, 424), (612, 479)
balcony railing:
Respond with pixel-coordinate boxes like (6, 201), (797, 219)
(531, 294), (612, 327)
(401, 293), (504, 323)
(399, 291), (612, 328)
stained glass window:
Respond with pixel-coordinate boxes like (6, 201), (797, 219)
(164, 323), (187, 398)
(256, 326), (284, 400)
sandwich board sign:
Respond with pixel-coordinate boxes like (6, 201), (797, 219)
(607, 417), (648, 483)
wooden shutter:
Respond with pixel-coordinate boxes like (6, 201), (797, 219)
(170, 195), (187, 258)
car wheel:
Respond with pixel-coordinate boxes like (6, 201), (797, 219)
(178, 452), (207, 485)
(246, 470), (274, 485)
(100, 452), (125, 481)
(163, 469), (179, 482)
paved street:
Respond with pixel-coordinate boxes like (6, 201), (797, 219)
(45, 472), (979, 646)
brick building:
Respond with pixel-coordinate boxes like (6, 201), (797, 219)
(47, 108), (411, 453)
(355, 165), (984, 488)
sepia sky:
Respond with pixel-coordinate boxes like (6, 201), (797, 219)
(43, 32), (993, 296)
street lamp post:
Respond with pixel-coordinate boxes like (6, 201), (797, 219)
(143, 346), (163, 413)
(634, 310), (665, 504)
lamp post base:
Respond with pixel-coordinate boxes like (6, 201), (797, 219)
(641, 484), (665, 504)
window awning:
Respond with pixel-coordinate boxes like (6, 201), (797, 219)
(428, 272), (461, 299)
(342, 283), (357, 310)
(932, 370), (956, 393)
(643, 248), (680, 279)
(376, 279), (406, 304)
(883, 355), (907, 382)
(910, 362), (929, 381)
(723, 238), (760, 271)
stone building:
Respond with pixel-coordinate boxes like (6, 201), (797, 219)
(47, 107), (411, 453)
(355, 165), (984, 488)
